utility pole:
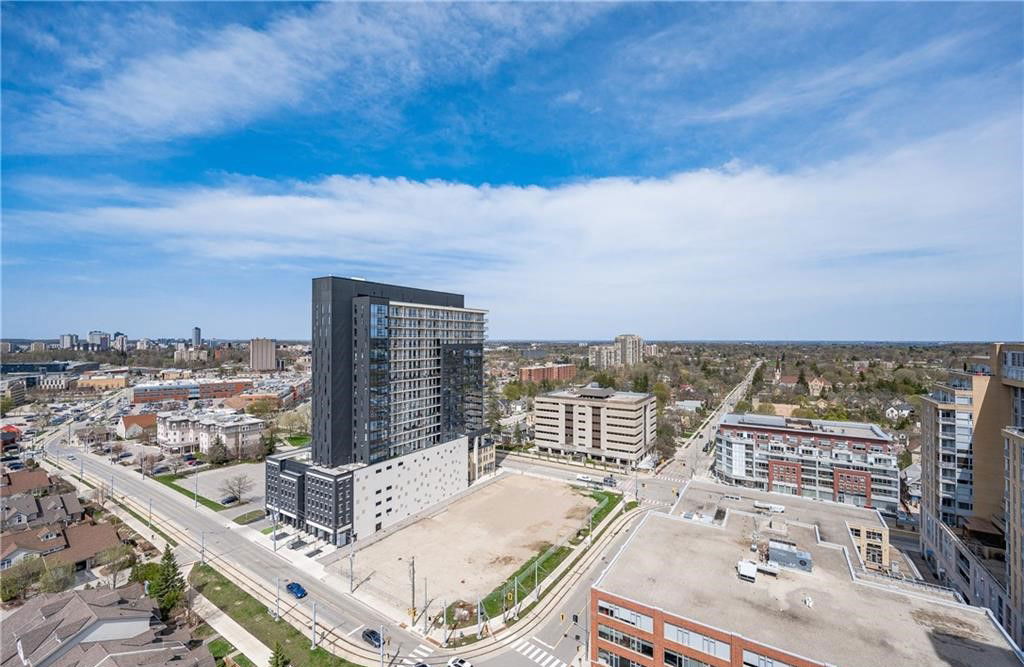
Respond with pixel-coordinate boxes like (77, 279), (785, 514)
(274, 577), (281, 620)
(273, 512), (279, 552)
(311, 600), (318, 649)
(409, 556), (416, 624)
(194, 472), (199, 509)
(378, 624), (384, 667)
(423, 577), (428, 633)
(348, 551), (354, 592)
(148, 498), (153, 531)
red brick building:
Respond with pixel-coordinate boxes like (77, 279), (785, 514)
(519, 363), (576, 383)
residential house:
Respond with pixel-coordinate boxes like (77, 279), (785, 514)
(47, 523), (123, 571)
(0, 469), (57, 498)
(0, 584), (215, 667)
(808, 376), (832, 397)
(1, 492), (84, 531)
(116, 414), (157, 440)
(885, 401), (914, 422)
(0, 525), (67, 569)
(72, 424), (114, 448)
(777, 375), (799, 389)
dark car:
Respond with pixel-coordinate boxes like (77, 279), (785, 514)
(285, 582), (307, 599)
(361, 628), (382, 649)
(219, 495), (238, 505)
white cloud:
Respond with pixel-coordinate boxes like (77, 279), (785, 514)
(7, 114), (1021, 340)
(5, 3), (602, 153)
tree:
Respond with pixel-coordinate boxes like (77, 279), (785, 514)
(654, 420), (677, 461)
(631, 373), (650, 393)
(140, 454), (160, 477)
(485, 396), (501, 435)
(269, 642), (290, 667)
(593, 372), (617, 389)
(755, 402), (776, 416)
(219, 474), (254, 503)
(245, 398), (275, 417)
(502, 382), (523, 402)
(39, 561), (75, 593)
(734, 399), (753, 413)
(97, 544), (135, 589)
(797, 369), (809, 393)
(129, 561), (161, 588)
(151, 545), (184, 608)
(513, 423), (523, 445)
(0, 396), (13, 417)
(652, 382), (670, 412)
(0, 557), (44, 601)
(207, 436), (228, 465)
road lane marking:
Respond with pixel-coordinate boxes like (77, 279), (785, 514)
(346, 623), (365, 636)
(533, 637), (556, 650)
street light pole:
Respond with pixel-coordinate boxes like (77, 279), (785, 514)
(311, 600), (318, 649)
(378, 624), (384, 667)
(148, 498), (153, 531)
(409, 556), (416, 622)
(349, 551), (354, 593)
(194, 472), (199, 509)
(275, 577), (281, 620)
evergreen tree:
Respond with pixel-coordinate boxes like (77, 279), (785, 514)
(207, 436), (228, 465)
(269, 643), (290, 667)
(151, 545), (184, 605)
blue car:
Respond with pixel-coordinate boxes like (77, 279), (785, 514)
(286, 582), (307, 599)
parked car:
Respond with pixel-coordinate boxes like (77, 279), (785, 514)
(447, 658), (472, 667)
(361, 629), (382, 649)
(285, 582), (307, 599)
(117, 452), (132, 459)
(219, 495), (238, 505)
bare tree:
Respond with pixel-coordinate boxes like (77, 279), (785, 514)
(140, 454), (160, 476)
(218, 474), (253, 503)
(97, 544), (135, 589)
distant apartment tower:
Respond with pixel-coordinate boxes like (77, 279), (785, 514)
(29, 342), (46, 353)
(588, 334), (644, 370)
(59, 334), (78, 350)
(87, 331), (110, 350)
(519, 363), (576, 383)
(919, 342), (1024, 647)
(112, 334), (128, 353)
(136, 338), (152, 351)
(249, 338), (277, 371)
(265, 277), (490, 545)
(192, 327), (201, 348)
(714, 413), (900, 513)
(534, 384), (656, 468)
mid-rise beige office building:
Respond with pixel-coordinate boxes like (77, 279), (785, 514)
(534, 384), (656, 468)
(249, 338), (277, 371)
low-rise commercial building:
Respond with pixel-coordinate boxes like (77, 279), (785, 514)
(37, 374), (77, 391)
(714, 413), (900, 514)
(131, 378), (253, 403)
(156, 409), (266, 455)
(534, 385), (657, 468)
(1, 378), (26, 407)
(519, 363), (576, 383)
(117, 414), (157, 439)
(589, 480), (1022, 667)
(77, 375), (129, 391)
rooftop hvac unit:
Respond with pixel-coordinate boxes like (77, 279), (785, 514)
(737, 560), (758, 583)
(768, 540), (813, 572)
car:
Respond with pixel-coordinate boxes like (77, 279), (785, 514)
(361, 629), (382, 649)
(67, 455), (76, 461)
(117, 452), (132, 459)
(219, 495), (238, 505)
(447, 658), (472, 667)
(285, 582), (307, 599)
(186, 460), (198, 466)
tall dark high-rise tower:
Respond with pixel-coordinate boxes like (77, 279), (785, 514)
(311, 277), (486, 469)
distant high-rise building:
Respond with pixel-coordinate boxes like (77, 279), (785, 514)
(0, 342), (11, 354)
(192, 327), (201, 348)
(249, 338), (277, 371)
(112, 334), (129, 353)
(29, 342), (46, 353)
(919, 342), (1024, 648)
(588, 333), (645, 370)
(265, 277), (490, 546)
(88, 331), (110, 350)
(136, 338), (152, 351)
(60, 334), (78, 349)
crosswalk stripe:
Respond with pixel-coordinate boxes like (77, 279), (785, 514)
(416, 645), (433, 654)
(410, 649), (429, 657)
(540, 655), (555, 666)
(516, 643), (531, 654)
(527, 647), (545, 660)
(511, 638), (527, 650)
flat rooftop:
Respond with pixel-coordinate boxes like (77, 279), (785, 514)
(543, 385), (653, 404)
(720, 412), (891, 442)
(594, 481), (1020, 666)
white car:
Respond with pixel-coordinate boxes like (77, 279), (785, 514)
(447, 659), (472, 667)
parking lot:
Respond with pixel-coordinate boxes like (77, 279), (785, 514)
(347, 474), (595, 620)
(187, 462), (266, 507)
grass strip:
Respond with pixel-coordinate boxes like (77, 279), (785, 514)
(233, 510), (266, 525)
(189, 563), (359, 667)
(154, 473), (226, 511)
(232, 654), (256, 667)
(209, 638), (236, 660)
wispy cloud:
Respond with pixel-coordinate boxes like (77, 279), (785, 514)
(3, 3), (603, 154)
(5, 114), (1020, 340)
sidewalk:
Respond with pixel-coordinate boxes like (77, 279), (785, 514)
(192, 587), (273, 667)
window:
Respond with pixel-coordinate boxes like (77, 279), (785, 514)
(664, 649), (711, 667)
(742, 650), (791, 667)
(664, 622), (730, 660)
(598, 648), (643, 667)
(598, 625), (653, 658)
(597, 601), (654, 632)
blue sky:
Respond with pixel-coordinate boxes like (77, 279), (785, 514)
(2, 2), (1022, 341)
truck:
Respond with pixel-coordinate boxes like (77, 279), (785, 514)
(753, 501), (785, 513)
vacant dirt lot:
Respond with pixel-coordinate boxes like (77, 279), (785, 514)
(349, 474), (594, 617)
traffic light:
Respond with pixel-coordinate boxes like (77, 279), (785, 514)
(560, 612), (565, 622)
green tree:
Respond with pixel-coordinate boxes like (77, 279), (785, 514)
(269, 642), (290, 667)
(0, 558), (44, 601)
(593, 372), (617, 389)
(39, 562), (75, 593)
(129, 562), (161, 587)
(151, 545), (184, 609)
(654, 420), (677, 461)
(502, 382), (523, 402)
(207, 436), (229, 465)
(485, 396), (501, 434)
(513, 423), (523, 445)
(631, 373), (650, 393)
(754, 402), (776, 415)
(797, 369), (809, 392)
(734, 399), (753, 413)
(0, 396), (13, 416)
(245, 398), (275, 417)
(652, 382), (670, 412)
